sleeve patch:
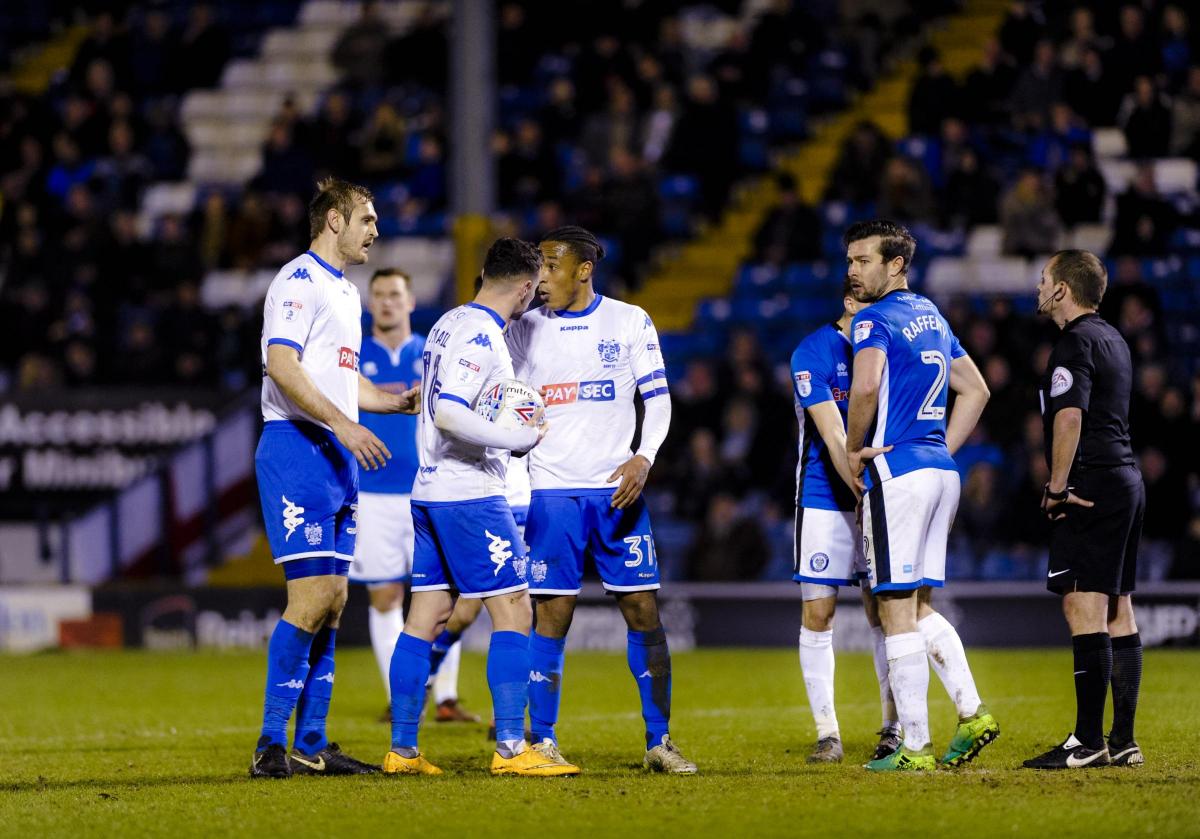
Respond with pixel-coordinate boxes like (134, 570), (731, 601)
(853, 321), (874, 344)
(1049, 366), (1073, 397)
(795, 371), (812, 398)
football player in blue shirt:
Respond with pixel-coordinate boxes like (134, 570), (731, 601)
(843, 220), (998, 771)
(790, 277), (898, 764)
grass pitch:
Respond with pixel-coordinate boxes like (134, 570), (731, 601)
(2, 647), (1197, 838)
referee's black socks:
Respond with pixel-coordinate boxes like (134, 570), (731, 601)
(1072, 632), (1112, 750)
(1110, 633), (1143, 745)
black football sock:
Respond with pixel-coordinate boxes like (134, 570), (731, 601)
(1072, 632), (1112, 751)
(1109, 633), (1143, 745)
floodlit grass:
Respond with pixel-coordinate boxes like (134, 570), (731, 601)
(2, 647), (1197, 837)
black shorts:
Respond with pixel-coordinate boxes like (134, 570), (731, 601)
(1047, 465), (1144, 596)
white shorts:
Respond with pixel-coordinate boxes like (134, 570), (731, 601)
(793, 507), (866, 590)
(862, 468), (960, 593)
(349, 492), (413, 586)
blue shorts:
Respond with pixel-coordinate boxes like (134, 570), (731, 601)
(410, 496), (530, 599)
(256, 420), (358, 576)
(524, 490), (660, 595)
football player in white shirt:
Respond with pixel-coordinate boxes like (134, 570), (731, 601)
(382, 238), (578, 777)
(506, 226), (696, 774)
(252, 178), (420, 780)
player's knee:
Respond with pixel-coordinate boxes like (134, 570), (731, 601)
(369, 583), (404, 612)
(618, 591), (660, 632)
(802, 598), (836, 632)
(533, 595), (575, 638)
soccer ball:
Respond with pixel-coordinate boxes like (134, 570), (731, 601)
(474, 379), (544, 431)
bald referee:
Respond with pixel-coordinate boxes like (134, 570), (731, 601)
(1023, 251), (1145, 770)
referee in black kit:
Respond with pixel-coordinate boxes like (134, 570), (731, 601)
(1023, 250), (1145, 770)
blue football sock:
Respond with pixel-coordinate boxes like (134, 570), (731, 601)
(488, 630), (531, 745)
(428, 629), (462, 677)
(389, 632), (432, 750)
(527, 632), (566, 743)
(294, 626), (337, 754)
(259, 620), (315, 749)
(627, 626), (671, 747)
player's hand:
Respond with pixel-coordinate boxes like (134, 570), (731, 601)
(333, 419), (392, 471)
(608, 454), (651, 510)
(514, 407), (548, 455)
(392, 386), (421, 414)
(848, 445), (892, 493)
(1041, 485), (1093, 520)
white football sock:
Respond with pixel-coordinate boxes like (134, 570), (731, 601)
(919, 612), (982, 719)
(871, 625), (899, 731)
(369, 605), (404, 701)
(433, 639), (462, 704)
(885, 632), (930, 751)
(799, 628), (839, 739)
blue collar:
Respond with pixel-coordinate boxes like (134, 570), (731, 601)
(555, 294), (603, 319)
(466, 302), (506, 328)
(306, 250), (344, 279)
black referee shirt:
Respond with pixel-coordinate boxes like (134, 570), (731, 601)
(1040, 312), (1135, 475)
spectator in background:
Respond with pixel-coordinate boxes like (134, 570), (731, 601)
(825, 120), (892, 204)
(1058, 7), (1109, 71)
(686, 493), (769, 580)
(999, 169), (1060, 257)
(497, 119), (558, 208)
(641, 83), (678, 166)
(580, 83), (639, 167)
(129, 5), (177, 99)
(359, 102), (407, 181)
(602, 146), (659, 273)
(1009, 38), (1062, 131)
(942, 147), (1000, 227)
(962, 38), (1017, 126)
(1054, 142), (1106, 228)
(94, 119), (153, 209)
(1109, 4), (1160, 97)
(1065, 47), (1118, 128)
(143, 100), (189, 180)
(45, 133), (94, 201)
(1109, 163), (1179, 255)
(752, 172), (821, 265)
(253, 121), (314, 199)
(1170, 65), (1200, 158)
(311, 92), (360, 179)
(876, 156), (934, 224)
(1119, 75), (1174, 158)
(1028, 103), (1090, 171)
(908, 46), (959, 136)
(539, 77), (581, 149)
(331, 0), (389, 90)
(663, 74), (737, 221)
(998, 0), (1044, 65)
(170, 3), (230, 92)
(1100, 257), (1166, 351)
(1160, 5), (1193, 91)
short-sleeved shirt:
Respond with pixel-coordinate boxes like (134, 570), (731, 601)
(261, 251), (363, 428)
(506, 295), (668, 491)
(850, 289), (967, 492)
(413, 303), (517, 503)
(358, 333), (425, 494)
(790, 322), (857, 512)
(1040, 312), (1135, 475)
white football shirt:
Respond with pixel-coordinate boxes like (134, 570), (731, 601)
(412, 303), (518, 503)
(506, 295), (667, 490)
(261, 251), (363, 428)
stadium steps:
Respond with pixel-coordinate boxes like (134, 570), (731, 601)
(8, 24), (90, 94)
(630, 0), (1006, 334)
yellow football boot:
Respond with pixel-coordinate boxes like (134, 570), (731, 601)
(383, 750), (443, 775)
(490, 744), (580, 776)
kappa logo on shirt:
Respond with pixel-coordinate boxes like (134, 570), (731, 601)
(469, 333), (493, 350)
(338, 347), (359, 371)
(542, 380), (616, 404)
(289, 268), (312, 281)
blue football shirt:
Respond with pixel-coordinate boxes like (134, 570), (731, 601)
(359, 333), (425, 494)
(790, 322), (857, 512)
(850, 290), (966, 492)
